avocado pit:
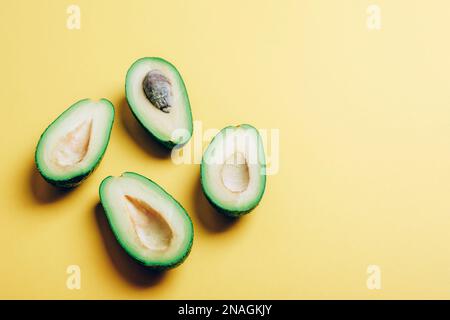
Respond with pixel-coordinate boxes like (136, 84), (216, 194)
(142, 70), (173, 113)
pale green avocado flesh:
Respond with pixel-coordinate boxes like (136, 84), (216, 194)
(35, 99), (115, 188)
(201, 124), (266, 217)
(125, 57), (193, 148)
(99, 172), (194, 269)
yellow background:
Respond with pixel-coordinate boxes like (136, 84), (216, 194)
(1, 0), (450, 299)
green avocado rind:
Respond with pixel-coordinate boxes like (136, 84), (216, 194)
(99, 172), (194, 270)
(125, 57), (193, 149)
(200, 124), (267, 217)
(35, 99), (115, 188)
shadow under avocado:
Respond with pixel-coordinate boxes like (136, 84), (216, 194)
(94, 202), (166, 287)
(29, 161), (73, 204)
(120, 97), (171, 159)
(193, 176), (239, 233)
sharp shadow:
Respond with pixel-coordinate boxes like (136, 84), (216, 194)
(94, 202), (166, 287)
(120, 97), (171, 159)
(193, 177), (239, 233)
(29, 162), (73, 204)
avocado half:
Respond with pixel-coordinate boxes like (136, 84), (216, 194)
(99, 172), (194, 269)
(125, 57), (193, 148)
(201, 124), (266, 217)
(35, 99), (115, 188)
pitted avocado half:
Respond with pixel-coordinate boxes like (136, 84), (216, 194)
(99, 172), (194, 269)
(35, 99), (114, 188)
(201, 124), (266, 217)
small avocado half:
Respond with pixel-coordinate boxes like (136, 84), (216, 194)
(125, 57), (193, 148)
(35, 99), (115, 188)
(201, 124), (266, 217)
(99, 172), (194, 269)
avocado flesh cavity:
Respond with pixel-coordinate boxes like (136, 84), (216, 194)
(124, 195), (173, 251)
(99, 172), (194, 269)
(53, 120), (92, 168)
(221, 152), (250, 193)
(35, 99), (114, 188)
(125, 57), (193, 148)
(201, 124), (266, 217)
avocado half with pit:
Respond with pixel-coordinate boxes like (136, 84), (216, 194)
(35, 99), (114, 188)
(201, 124), (266, 217)
(99, 172), (194, 269)
(125, 57), (193, 148)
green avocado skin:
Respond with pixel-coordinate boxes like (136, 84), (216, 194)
(201, 183), (255, 218)
(99, 172), (194, 270)
(200, 124), (267, 217)
(200, 166), (266, 218)
(35, 152), (103, 189)
(35, 99), (115, 189)
(126, 103), (178, 149)
(125, 57), (193, 149)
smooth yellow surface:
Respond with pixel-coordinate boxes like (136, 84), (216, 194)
(1, 0), (450, 299)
